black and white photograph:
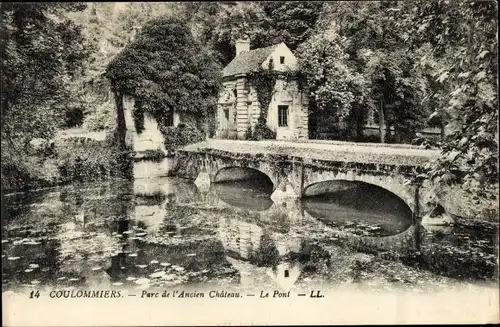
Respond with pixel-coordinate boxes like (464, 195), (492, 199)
(1, 1), (499, 325)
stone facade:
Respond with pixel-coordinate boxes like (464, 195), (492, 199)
(216, 42), (309, 140)
(122, 96), (180, 152)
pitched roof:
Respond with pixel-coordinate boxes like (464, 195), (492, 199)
(222, 44), (280, 78)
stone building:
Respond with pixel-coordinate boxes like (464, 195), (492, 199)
(216, 40), (309, 140)
(122, 96), (180, 152)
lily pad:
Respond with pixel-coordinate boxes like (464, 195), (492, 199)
(162, 274), (176, 281)
(134, 278), (150, 285)
(150, 271), (166, 278)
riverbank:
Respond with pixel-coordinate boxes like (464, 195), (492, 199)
(1, 135), (131, 195)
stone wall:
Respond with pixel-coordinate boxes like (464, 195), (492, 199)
(216, 75), (309, 141)
(265, 78), (308, 140)
(123, 96), (178, 153)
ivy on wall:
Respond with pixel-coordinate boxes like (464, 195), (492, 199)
(246, 63), (306, 140)
(248, 69), (277, 122)
(133, 101), (145, 134)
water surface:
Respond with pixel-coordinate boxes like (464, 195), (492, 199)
(2, 175), (498, 293)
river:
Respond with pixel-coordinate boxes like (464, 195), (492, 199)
(2, 174), (498, 294)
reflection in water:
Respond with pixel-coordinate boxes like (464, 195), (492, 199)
(2, 174), (498, 292)
(303, 181), (413, 236)
(213, 180), (273, 211)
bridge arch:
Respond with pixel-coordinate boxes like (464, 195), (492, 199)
(303, 171), (417, 214)
(213, 166), (276, 187)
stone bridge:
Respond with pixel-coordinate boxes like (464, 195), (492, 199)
(171, 139), (444, 219)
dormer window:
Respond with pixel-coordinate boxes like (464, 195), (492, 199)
(280, 56), (285, 64)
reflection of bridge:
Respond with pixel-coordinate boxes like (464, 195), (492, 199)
(131, 175), (419, 256)
(171, 139), (451, 218)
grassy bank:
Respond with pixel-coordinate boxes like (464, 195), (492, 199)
(1, 137), (131, 194)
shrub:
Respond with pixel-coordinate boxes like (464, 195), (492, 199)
(56, 140), (132, 183)
(160, 122), (205, 151)
(81, 101), (115, 131)
(244, 125), (254, 140)
(63, 105), (85, 128)
(252, 118), (276, 140)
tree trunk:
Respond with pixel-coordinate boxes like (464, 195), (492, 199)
(350, 105), (365, 141)
(114, 91), (126, 150)
(440, 115), (446, 142)
(379, 98), (386, 143)
(412, 182), (421, 252)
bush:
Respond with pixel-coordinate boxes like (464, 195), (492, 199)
(253, 118), (276, 140)
(246, 118), (276, 140)
(81, 101), (115, 132)
(1, 138), (132, 193)
(56, 140), (132, 183)
(63, 105), (85, 128)
(244, 125), (254, 140)
(160, 122), (205, 151)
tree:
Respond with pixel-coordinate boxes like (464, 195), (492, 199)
(304, 1), (429, 143)
(185, 2), (267, 66)
(64, 2), (179, 132)
(184, 2), (324, 66)
(259, 1), (324, 50)
(105, 16), (221, 148)
(296, 31), (368, 140)
(1, 3), (90, 148)
(1, 3), (92, 191)
(395, 0), (498, 195)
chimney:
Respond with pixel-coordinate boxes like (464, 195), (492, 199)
(235, 38), (250, 57)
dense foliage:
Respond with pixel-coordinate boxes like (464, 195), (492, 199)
(295, 0), (497, 200)
(1, 3), (94, 191)
(106, 16), (221, 147)
(296, 2), (431, 143)
(160, 123), (205, 152)
(395, 0), (498, 193)
(184, 1), (324, 66)
(1, 3), (90, 145)
(72, 3), (178, 131)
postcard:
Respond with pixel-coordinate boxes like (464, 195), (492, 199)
(2, 1), (499, 325)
